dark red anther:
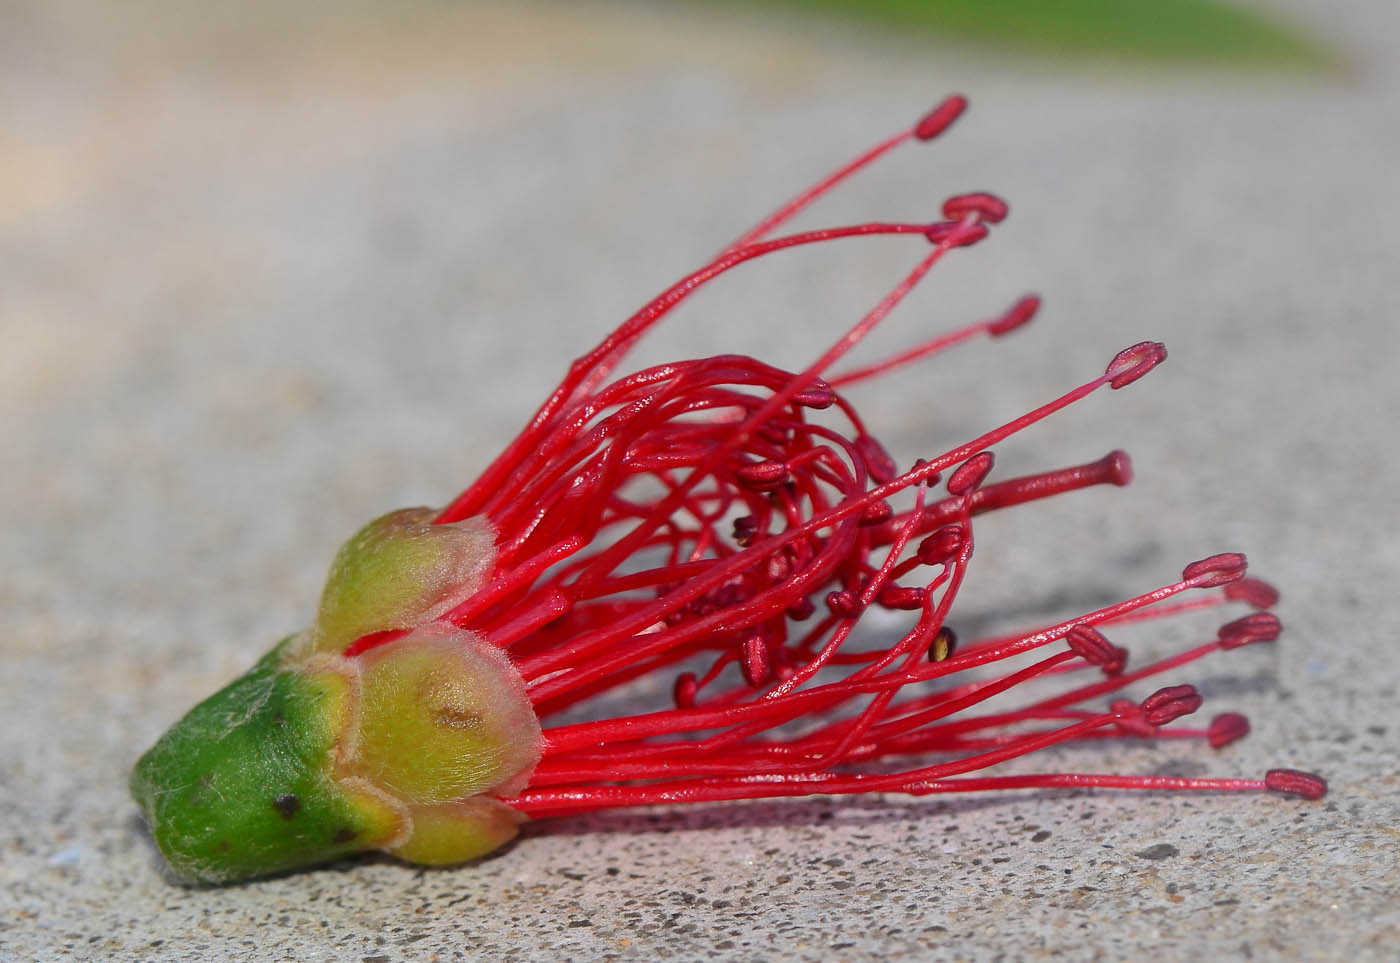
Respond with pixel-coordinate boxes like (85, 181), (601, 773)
(914, 94), (968, 140)
(860, 500), (894, 526)
(794, 382), (836, 410)
(740, 635), (771, 687)
(825, 590), (865, 620)
(930, 625), (958, 661)
(786, 597), (815, 622)
(987, 294), (1040, 338)
(673, 672), (698, 709)
(736, 461), (789, 491)
(757, 421), (791, 446)
(1217, 612), (1282, 649)
(942, 191), (1008, 225)
(1264, 769), (1328, 800)
(947, 452), (994, 496)
(917, 525), (966, 566)
(1112, 699), (1158, 738)
(1105, 341), (1167, 389)
(732, 515), (759, 547)
(1065, 624), (1119, 671)
(1065, 625), (1126, 675)
(924, 220), (989, 248)
(855, 435), (897, 484)
(1225, 578), (1280, 609)
(1183, 553), (1248, 588)
(1102, 646), (1128, 676)
(907, 457), (940, 489)
(878, 585), (925, 611)
(1208, 712), (1251, 749)
(1141, 684), (1203, 726)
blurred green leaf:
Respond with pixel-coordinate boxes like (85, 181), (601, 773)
(725, 0), (1333, 69)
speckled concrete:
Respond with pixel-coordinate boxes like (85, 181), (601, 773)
(3, 1), (1397, 960)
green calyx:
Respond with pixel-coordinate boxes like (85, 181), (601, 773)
(130, 638), (402, 883)
(131, 509), (542, 884)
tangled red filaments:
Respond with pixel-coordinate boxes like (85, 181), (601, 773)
(403, 95), (1323, 816)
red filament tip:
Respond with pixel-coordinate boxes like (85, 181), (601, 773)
(735, 461), (790, 491)
(1066, 624), (1126, 675)
(947, 452), (994, 496)
(988, 294), (1041, 337)
(917, 525), (965, 566)
(860, 500), (894, 526)
(825, 590), (865, 620)
(855, 435), (898, 484)
(1208, 713), (1251, 749)
(1217, 613), (1283, 649)
(1183, 553), (1249, 588)
(942, 191), (1009, 224)
(925, 220), (990, 248)
(1141, 685), (1204, 726)
(1264, 769), (1328, 800)
(914, 95), (969, 140)
(1105, 341), (1168, 389)
(673, 673), (699, 709)
(878, 585), (925, 611)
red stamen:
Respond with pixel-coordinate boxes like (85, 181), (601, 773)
(1065, 624), (1125, 675)
(1106, 341), (1168, 389)
(914, 94), (969, 141)
(1140, 685), (1204, 726)
(924, 219), (989, 247)
(831, 293), (1040, 389)
(988, 294), (1041, 338)
(943, 191), (1009, 224)
(1183, 553), (1249, 588)
(1217, 612), (1283, 648)
(947, 452), (994, 496)
(1265, 769), (1328, 800)
(1208, 712), (1251, 748)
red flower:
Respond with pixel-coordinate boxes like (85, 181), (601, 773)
(132, 96), (1323, 884)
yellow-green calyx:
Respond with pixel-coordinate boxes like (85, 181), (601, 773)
(130, 509), (541, 884)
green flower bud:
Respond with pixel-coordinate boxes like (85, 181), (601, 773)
(311, 507), (496, 654)
(131, 511), (541, 883)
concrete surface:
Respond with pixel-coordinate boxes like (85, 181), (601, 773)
(2, 1), (1397, 959)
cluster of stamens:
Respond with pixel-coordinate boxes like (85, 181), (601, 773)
(353, 95), (1323, 816)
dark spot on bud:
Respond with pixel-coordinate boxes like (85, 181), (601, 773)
(273, 794), (301, 820)
(333, 828), (357, 845)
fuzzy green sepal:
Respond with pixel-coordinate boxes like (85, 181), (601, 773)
(310, 508), (496, 654)
(130, 639), (400, 883)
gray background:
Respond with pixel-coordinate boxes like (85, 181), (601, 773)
(3, 1), (1396, 960)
